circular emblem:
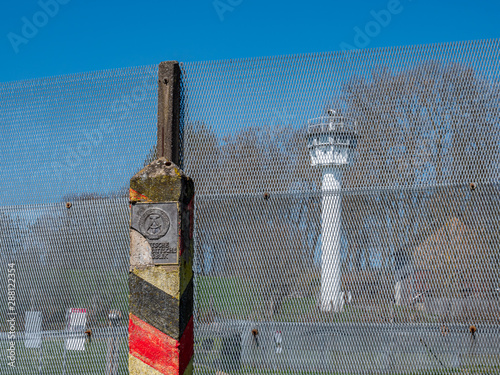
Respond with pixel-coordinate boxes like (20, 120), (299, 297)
(139, 208), (170, 240)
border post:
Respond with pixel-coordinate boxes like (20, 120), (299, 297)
(128, 158), (194, 375)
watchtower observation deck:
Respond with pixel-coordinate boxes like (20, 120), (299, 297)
(306, 114), (358, 167)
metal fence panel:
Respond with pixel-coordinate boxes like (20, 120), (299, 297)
(0, 65), (158, 206)
(1, 39), (499, 374)
(0, 66), (158, 374)
(181, 39), (500, 374)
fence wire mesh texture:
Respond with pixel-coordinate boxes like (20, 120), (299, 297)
(0, 38), (499, 375)
(0, 66), (158, 374)
(181, 39), (500, 374)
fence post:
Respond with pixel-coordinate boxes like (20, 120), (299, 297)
(128, 158), (194, 375)
(157, 61), (181, 165)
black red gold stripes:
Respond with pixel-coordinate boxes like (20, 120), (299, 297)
(129, 272), (193, 341)
(129, 158), (194, 375)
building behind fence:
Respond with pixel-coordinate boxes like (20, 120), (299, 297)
(1, 39), (499, 374)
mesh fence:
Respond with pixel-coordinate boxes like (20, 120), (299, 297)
(1, 39), (499, 374)
(181, 39), (500, 374)
(0, 66), (158, 374)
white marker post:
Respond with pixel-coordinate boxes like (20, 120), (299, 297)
(66, 308), (87, 351)
(24, 311), (42, 349)
(307, 112), (358, 312)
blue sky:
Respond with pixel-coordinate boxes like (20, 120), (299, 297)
(1, 0), (499, 83)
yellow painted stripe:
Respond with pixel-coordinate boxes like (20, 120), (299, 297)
(129, 353), (164, 375)
(129, 188), (152, 203)
(133, 266), (181, 300)
(182, 358), (193, 375)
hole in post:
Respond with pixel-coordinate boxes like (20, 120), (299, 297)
(66, 202), (72, 209)
(165, 161), (172, 166)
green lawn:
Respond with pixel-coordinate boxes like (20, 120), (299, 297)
(195, 275), (453, 323)
(194, 363), (500, 375)
(196, 275), (318, 321)
(196, 275), (258, 319)
(0, 336), (128, 374)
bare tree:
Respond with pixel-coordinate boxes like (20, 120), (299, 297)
(342, 61), (500, 269)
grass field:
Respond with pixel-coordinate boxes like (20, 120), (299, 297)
(0, 336), (128, 374)
(196, 275), (318, 321)
(194, 363), (500, 375)
(196, 275), (258, 319)
(195, 275), (463, 323)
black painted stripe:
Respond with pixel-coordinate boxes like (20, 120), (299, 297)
(179, 278), (193, 337)
(129, 272), (193, 341)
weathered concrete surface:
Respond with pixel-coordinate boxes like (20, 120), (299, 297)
(129, 157), (194, 375)
(132, 266), (180, 299)
(130, 230), (153, 269)
(130, 157), (194, 204)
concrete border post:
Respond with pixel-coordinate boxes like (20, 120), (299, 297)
(128, 60), (192, 375)
(128, 158), (194, 375)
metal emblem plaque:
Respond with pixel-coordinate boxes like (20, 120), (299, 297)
(131, 203), (178, 264)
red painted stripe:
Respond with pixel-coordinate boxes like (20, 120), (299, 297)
(129, 188), (151, 202)
(178, 316), (194, 375)
(129, 314), (179, 375)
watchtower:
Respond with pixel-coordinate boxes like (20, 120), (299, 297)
(307, 110), (358, 312)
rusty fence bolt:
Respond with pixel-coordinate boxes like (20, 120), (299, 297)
(441, 324), (449, 336)
(469, 325), (477, 339)
(252, 329), (259, 347)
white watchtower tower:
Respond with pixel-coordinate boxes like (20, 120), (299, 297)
(307, 110), (358, 312)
